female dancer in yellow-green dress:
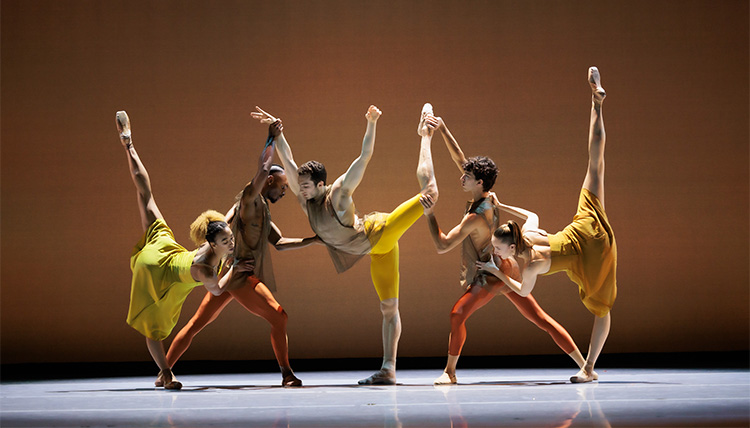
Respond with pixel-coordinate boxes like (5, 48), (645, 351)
(478, 67), (616, 383)
(117, 111), (239, 389)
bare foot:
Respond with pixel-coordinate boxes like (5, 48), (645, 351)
(417, 103), (434, 136)
(358, 368), (396, 385)
(588, 67), (606, 104)
(115, 110), (132, 147)
(433, 371), (457, 385)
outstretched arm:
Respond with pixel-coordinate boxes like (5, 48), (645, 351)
(420, 194), (482, 254)
(240, 120), (282, 210)
(330, 105), (381, 208)
(435, 116), (467, 173)
(267, 222), (322, 251)
(251, 107), (302, 200)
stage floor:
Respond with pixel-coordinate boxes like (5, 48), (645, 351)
(2, 368), (748, 427)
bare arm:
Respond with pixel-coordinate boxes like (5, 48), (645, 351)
(267, 222), (322, 251)
(421, 194), (482, 253)
(475, 258), (542, 297)
(330, 105), (381, 209)
(251, 107), (305, 209)
(495, 199), (540, 232)
(435, 116), (467, 173)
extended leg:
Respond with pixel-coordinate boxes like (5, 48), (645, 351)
(166, 291), (233, 367)
(116, 111), (163, 231)
(146, 338), (181, 390)
(581, 67), (607, 207)
(229, 277), (301, 386)
(434, 285), (495, 384)
(417, 103), (439, 202)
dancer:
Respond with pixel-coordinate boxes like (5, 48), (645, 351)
(117, 110), (240, 389)
(251, 104), (439, 385)
(164, 119), (318, 387)
(419, 113), (591, 385)
(478, 67), (616, 383)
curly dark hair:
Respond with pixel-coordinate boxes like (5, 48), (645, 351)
(462, 156), (498, 191)
(297, 160), (327, 185)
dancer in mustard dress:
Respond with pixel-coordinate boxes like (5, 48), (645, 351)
(478, 67), (616, 383)
(117, 111), (240, 389)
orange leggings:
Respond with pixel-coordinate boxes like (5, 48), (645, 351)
(448, 277), (576, 356)
(166, 275), (291, 368)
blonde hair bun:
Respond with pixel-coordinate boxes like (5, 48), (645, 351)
(189, 210), (226, 246)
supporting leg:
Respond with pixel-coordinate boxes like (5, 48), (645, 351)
(228, 277), (301, 387)
(571, 312), (611, 383)
(146, 338), (182, 390)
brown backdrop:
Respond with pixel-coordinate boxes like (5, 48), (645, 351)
(2, 0), (748, 364)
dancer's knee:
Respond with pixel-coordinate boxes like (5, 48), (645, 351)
(449, 307), (468, 327)
(379, 298), (399, 318)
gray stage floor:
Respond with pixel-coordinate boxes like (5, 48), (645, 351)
(2, 368), (748, 427)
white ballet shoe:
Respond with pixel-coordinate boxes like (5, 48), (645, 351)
(358, 369), (396, 385)
(417, 103), (434, 136)
(433, 372), (457, 385)
(570, 368), (597, 383)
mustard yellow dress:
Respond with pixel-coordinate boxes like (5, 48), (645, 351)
(544, 188), (617, 317)
(126, 219), (202, 340)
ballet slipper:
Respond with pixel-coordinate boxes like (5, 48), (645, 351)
(154, 372), (164, 387)
(417, 103), (434, 136)
(282, 373), (303, 387)
(588, 67), (606, 103)
(163, 380), (183, 390)
(358, 369), (396, 385)
(433, 372), (457, 385)
(570, 368), (597, 383)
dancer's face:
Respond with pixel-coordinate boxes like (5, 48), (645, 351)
(460, 171), (482, 192)
(298, 174), (324, 200)
(210, 226), (234, 256)
(265, 172), (288, 203)
(491, 236), (514, 260)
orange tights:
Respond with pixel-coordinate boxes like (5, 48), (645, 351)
(166, 276), (291, 369)
(448, 278), (576, 356)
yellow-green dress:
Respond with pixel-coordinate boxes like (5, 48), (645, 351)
(126, 219), (202, 340)
(544, 188), (617, 318)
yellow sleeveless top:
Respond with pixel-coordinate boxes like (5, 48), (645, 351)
(126, 219), (202, 340)
(545, 188), (617, 317)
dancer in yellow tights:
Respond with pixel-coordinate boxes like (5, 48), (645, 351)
(251, 104), (439, 384)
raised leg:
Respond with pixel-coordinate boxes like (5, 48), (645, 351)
(228, 277), (301, 387)
(417, 103), (439, 203)
(581, 67), (607, 208)
(117, 111), (163, 231)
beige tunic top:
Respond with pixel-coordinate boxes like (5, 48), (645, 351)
(306, 185), (385, 273)
(230, 194), (276, 291)
(460, 197), (500, 289)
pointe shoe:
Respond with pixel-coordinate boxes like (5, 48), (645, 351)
(433, 372), (457, 385)
(417, 103), (434, 136)
(358, 369), (396, 385)
(154, 373), (164, 387)
(282, 373), (303, 387)
(587, 67), (606, 102)
(116, 110), (132, 144)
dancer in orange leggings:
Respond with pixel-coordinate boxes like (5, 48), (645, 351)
(164, 119), (319, 387)
(419, 110), (590, 384)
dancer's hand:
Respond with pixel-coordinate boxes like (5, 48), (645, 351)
(365, 105), (382, 123)
(434, 116), (447, 132)
(269, 119), (283, 137)
(419, 193), (436, 215)
(251, 106), (278, 125)
(234, 258), (256, 274)
(424, 114), (439, 131)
